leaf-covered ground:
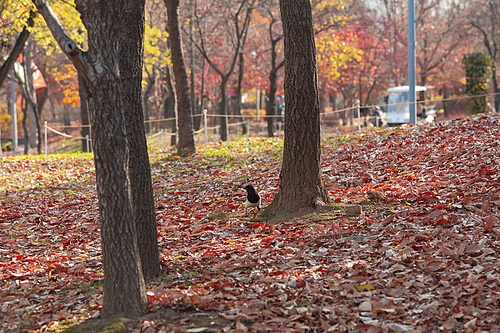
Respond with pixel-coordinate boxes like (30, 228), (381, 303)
(1, 114), (500, 333)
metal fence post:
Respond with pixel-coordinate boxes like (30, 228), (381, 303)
(86, 135), (90, 153)
(356, 100), (361, 132)
(160, 129), (164, 148)
(247, 119), (250, 138)
(203, 109), (208, 143)
(44, 121), (47, 155)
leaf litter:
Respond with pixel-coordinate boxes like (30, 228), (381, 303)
(1, 114), (500, 332)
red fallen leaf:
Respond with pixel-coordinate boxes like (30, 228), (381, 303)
(354, 324), (383, 332)
(464, 244), (483, 255)
(484, 215), (496, 232)
(381, 215), (394, 226)
(191, 226), (215, 234)
(267, 270), (289, 276)
(425, 260), (444, 272)
(435, 217), (452, 226)
(236, 319), (247, 331)
(250, 322), (274, 331)
(438, 245), (456, 258)
(260, 237), (274, 243)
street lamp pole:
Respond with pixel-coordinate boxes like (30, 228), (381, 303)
(408, 0), (417, 125)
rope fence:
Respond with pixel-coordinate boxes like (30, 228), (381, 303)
(37, 91), (499, 155)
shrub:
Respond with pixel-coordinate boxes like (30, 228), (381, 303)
(462, 52), (493, 115)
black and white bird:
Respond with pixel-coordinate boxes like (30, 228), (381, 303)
(235, 184), (261, 216)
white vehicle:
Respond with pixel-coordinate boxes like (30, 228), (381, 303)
(386, 85), (436, 125)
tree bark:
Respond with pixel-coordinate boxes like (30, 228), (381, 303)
(34, 0), (148, 317)
(263, 0), (330, 219)
(165, 0), (196, 154)
(120, 0), (160, 282)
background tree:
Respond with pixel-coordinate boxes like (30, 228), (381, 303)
(463, 52), (493, 114)
(34, 0), (149, 317)
(262, 3), (284, 137)
(189, 0), (256, 141)
(466, 0), (499, 111)
(263, 0), (330, 220)
(0, 10), (34, 88)
(164, 0), (196, 154)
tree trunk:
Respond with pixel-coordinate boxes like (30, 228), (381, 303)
(266, 66), (279, 138)
(120, 0), (160, 282)
(23, 45), (42, 154)
(79, 74), (91, 152)
(219, 78), (229, 141)
(164, 66), (178, 146)
(442, 85), (450, 117)
(236, 52), (247, 135)
(492, 68), (499, 112)
(143, 71), (155, 134)
(34, 0), (148, 317)
(263, 0), (330, 219)
(0, 12), (35, 88)
(21, 98), (29, 155)
(196, 56), (206, 131)
(165, 0), (196, 155)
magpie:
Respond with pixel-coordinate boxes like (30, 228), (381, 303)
(235, 184), (261, 215)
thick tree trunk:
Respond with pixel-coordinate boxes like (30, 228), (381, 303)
(165, 0), (196, 154)
(120, 0), (160, 281)
(79, 74), (91, 152)
(263, 0), (330, 219)
(34, 0), (148, 317)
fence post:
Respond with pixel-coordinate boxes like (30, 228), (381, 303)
(160, 129), (163, 148)
(278, 121), (281, 138)
(247, 119), (250, 138)
(86, 135), (90, 153)
(321, 115), (325, 139)
(44, 121), (47, 155)
(203, 109), (208, 143)
(356, 100), (361, 132)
